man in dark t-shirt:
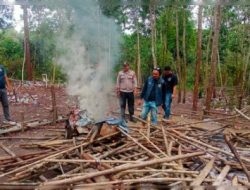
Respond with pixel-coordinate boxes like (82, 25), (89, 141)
(163, 66), (178, 119)
(0, 64), (15, 125)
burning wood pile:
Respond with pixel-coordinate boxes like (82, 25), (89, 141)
(0, 109), (250, 189)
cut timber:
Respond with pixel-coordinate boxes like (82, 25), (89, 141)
(168, 114), (239, 128)
(213, 165), (231, 186)
(119, 129), (159, 158)
(235, 107), (250, 121)
(139, 131), (168, 157)
(161, 125), (168, 154)
(73, 177), (215, 188)
(0, 144), (23, 162)
(224, 135), (250, 181)
(191, 158), (215, 186)
(0, 118), (67, 135)
(0, 132), (120, 179)
(170, 129), (250, 163)
(41, 152), (204, 186)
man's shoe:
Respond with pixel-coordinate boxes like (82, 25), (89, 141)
(3, 120), (16, 125)
(129, 116), (136, 123)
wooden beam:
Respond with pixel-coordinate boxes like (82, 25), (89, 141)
(213, 165), (231, 186)
(191, 158), (215, 186)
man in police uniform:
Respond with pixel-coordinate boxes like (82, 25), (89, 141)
(116, 62), (138, 122)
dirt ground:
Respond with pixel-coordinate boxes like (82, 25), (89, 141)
(0, 83), (248, 164)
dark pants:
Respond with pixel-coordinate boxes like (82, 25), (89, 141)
(119, 91), (134, 119)
(0, 89), (10, 121)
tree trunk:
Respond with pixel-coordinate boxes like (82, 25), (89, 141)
(205, 3), (222, 112)
(204, 28), (212, 99)
(175, 1), (181, 103)
(150, 0), (157, 67)
(136, 19), (142, 87)
(182, 5), (187, 104)
(193, 5), (203, 111)
(23, 5), (32, 81)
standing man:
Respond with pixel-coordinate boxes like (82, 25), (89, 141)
(0, 64), (15, 125)
(139, 67), (164, 125)
(116, 62), (137, 122)
(163, 66), (178, 120)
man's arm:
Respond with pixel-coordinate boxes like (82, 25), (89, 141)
(4, 75), (12, 91)
(116, 72), (121, 96)
(140, 78), (148, 100)
(172, 86), (177, 98)
(172, 75), (178, 98)
(133, 72), (138, 95)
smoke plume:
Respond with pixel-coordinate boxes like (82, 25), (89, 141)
(53, 0), (120, 119)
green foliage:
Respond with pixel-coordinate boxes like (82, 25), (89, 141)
(0, 29), (23, 77)
(0, 3), (249, 91)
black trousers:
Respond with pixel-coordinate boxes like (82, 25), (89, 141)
(119, 91), (134, 119)
(0, 89), (10, 120)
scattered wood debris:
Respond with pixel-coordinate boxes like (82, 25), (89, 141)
(0, 106), (249, 190)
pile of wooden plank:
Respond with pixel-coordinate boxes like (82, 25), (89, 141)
(0, 110), (249, 190)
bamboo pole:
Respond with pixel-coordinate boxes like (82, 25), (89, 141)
(170, 129), (250, 163)
(119, 129), (159, 158)
(0, 132), (120, 178)
(139, 131), (168, 157)
(73, 177), (215, 188)
(0, 144), (23, 162)
(235, 108), (250, 121)
(41, 152), (204, 186)
(224, 135), (250, 181)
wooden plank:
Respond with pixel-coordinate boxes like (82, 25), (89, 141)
(191, 158), (215, 186)
(213, 165), (231, 186)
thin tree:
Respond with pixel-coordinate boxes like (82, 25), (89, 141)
(182, 5), (187, 104)
(23, 5), (32, 81)
(175, 0), (182, 103)
(205, 2), (222, 112)
(149, 0), (157, 67)
(193, 5), (203, 111)
(136, 19), (142, 87)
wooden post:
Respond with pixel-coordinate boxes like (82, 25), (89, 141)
(147, 115), (151, 138)
(51, 85), (58, 125)
(20, 111), (25, 132)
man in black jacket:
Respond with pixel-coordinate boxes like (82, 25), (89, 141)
(162, 66), (178, 119)
(139, 67), (164, 125)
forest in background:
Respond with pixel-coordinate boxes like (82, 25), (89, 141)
(0, 0), (249, 111)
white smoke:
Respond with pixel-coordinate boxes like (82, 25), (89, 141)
(55, 0), (120, 119)
(5, 0), (15, 5)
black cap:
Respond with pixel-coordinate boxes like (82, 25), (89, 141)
(164, 66), (171, 71)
